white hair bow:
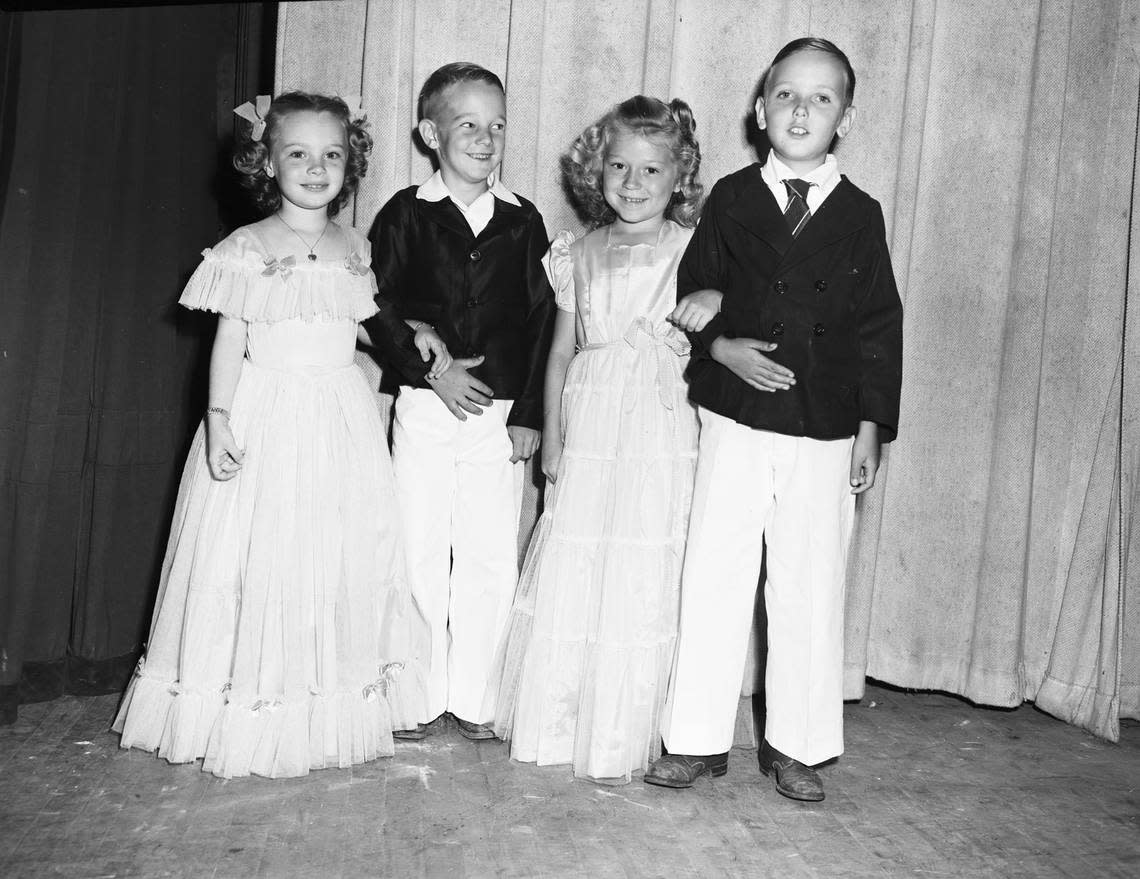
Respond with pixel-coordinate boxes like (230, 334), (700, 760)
(341, 94), (365, 119)
(233, 94), (272, 141)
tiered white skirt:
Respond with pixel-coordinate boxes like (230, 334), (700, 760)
(491, 330), (698, 783)
(114, 359), (427, 778)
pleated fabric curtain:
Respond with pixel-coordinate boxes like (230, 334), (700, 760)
(0, 4), (271, 723)
(275, 0), (1139, 740)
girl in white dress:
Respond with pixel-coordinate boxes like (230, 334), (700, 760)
(490, 96), (718, 783)
(114, 93), (447, 778)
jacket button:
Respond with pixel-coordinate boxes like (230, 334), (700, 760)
(469, 249), (482, 261)
(466, 298), (478, 308)
(813, 323), (826, 336)
(771, 321), (784, 337)
(814, 279), (828, 292)
(774, 280), (788, 294)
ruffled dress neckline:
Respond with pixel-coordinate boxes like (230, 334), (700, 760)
(177, 223), (379, 324)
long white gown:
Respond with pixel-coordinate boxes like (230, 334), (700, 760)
(113, 224), (428, 779)
(491, 220), (699, 783)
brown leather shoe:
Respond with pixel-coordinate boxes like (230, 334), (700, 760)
(643, 752), (729, 788)
(758, 740), (824, 801)
(392, 723), (431, 741)
(454, 717), (497, 740)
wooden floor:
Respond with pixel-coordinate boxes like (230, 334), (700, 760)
(1, 685), (1137, 878)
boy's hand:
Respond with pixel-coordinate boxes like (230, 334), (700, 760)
(414, 326), (452, 380)
(428, 356), (492, 420)
(669, 289), (724, 332)
(205, 415), (244, 481)
(710, 337), (795, 391)
(508, 426), (541, 463)
(540, 434), (563, 482)
(850, 421), (881, 494)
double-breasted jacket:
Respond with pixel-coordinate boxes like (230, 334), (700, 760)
(681, 163), (903, 441)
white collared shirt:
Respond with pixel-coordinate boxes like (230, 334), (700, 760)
(415, 169), (521, 237)
(760, 153), (841, 216)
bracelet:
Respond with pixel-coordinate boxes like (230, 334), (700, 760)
(414, 321), (433, 333)
(206, 406), (230, 419)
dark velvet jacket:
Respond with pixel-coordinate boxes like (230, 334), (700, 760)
(366, 186), (556, 430)
(681, 164), (903, 442)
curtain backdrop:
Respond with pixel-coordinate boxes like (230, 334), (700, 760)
(277, 0), (1139, 741)
(0, 4), (274, 724)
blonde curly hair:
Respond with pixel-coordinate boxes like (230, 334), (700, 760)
(562, 95), (702, 229)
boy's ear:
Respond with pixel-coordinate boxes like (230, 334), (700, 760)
(836, 104), (856, 139)
(418, 118), (439, 150)
(754, 96), (767, 130)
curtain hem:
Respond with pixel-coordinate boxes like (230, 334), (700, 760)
(0, 650), (139, 727)
(1035, 674), (1121, 742)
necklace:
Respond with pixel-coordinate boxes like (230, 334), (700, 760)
(276, 214), (329, 261)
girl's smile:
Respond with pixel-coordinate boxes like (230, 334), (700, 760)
(602, 131), (680, 237)
(266, 110), (348, 219)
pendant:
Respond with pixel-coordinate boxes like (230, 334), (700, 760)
(308, 253), (317, 262)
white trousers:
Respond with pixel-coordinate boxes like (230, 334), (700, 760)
(661, 407), (855, 765)
(392, 388), (524, 724)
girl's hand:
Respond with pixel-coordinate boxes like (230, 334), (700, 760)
(541, 434), (563, 483)
(414, 325), (452, 380)
(205, 412), (244, 481)
(669, 289), (724, 332)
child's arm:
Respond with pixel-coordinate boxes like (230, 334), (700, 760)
(709, 336), (795, 391)
(205, 315), (248, 481)
(359, 287), (449, 384)
(669, 289), (723, 332)
(366, 196), (491, 408)
(677, 184), (794, 389)
(539, 310), (576, 483)
(363, 197), (435, 386)
(676, 183), (731, 357)
(853, 204), (904, 444)
(404, 319), (451, 380)
(357, 317), (451, 380)
(506, 211), (558, 458)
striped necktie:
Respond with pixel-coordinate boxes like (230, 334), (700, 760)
(783, 178), (812, 237)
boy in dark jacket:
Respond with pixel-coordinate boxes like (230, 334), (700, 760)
(646, 38), (903, 801)
(367, 62), (555, 741)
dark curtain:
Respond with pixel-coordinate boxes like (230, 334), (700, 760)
(0, 2), (275, 725)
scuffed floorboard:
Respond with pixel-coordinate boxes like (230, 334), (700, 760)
(1, 686), (1137, 878)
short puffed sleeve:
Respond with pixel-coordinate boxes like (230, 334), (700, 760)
(542, 230), (576, 313)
